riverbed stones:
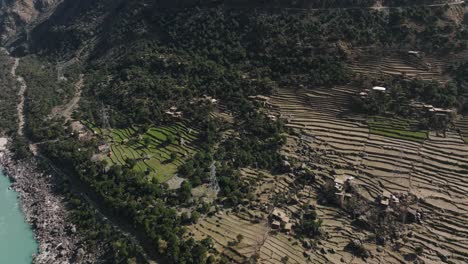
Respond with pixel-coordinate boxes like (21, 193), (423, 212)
(0, 146), (97, 263)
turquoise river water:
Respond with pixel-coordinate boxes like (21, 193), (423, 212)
(0, 169), (38, 263)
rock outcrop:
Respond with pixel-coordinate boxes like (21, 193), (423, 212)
(0, 0), (61, 43)
(0, 142), (96, 263)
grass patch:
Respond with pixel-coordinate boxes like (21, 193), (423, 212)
(368, 116), (428, 142)
(87, 121), (198, 183)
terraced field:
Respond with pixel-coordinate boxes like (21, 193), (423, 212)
(269, 86), (468, 263)
(368, 117), (428, 143)
(189, 169), (333, 264)
(455, 116), (468, 143)
(88, 122), (198, 182)
(349, 51), (464, 84)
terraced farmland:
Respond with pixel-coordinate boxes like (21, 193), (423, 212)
(89, 122), (198, 182)
(350, 52), (449, 84)
(269, 86), (468, 263)
(189, 169), (330, 264)
(455, 116), (468, 143)
(189, 166), (409, 263)
(368, 117), (428, 143)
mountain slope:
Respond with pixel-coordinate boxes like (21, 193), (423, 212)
(1, 1), (467, 263)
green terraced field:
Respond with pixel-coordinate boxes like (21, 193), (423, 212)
(368, 117), (428, 142)
(86, 121), (198, 183)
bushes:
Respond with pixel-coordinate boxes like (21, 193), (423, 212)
(295, 207), (323, 239)
(346, 240), (370, 258)
(320, 180), (338, 205)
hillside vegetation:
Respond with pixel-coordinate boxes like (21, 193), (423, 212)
(0, 0), (467, 263)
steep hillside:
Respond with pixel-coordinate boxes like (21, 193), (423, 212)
(0, 0), (61, 43)
(1, 0), (467, 263)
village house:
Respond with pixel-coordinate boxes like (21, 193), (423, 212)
(203, 95), (218, 104)
(334, 175), (354, 193)
(248, 95), (272, 107)
(248, 95), (270, 102)
(98, 143), (110, 153)
(336, 192), (353, 208)
(270, 208), (293, 231)
(271, 220), (281, 229)
(267, 114), (278, 122)
(380, 190), (400, 207)
(272, 208), (290, 223)
(372, 86), (387, 92)
(411, 102), (456, 115)
(165, 106), (183, 118)
(334, 175), (355, 207)
(408, 50), (421, 57)
(429, 107), (455, 115)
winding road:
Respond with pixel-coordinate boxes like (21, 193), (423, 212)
(10, 57), (26, 136)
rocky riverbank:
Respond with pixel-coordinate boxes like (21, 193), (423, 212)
(0, 138), (95, 263)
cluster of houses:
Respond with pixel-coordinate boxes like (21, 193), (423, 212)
(97, 143), (112, 157)
(407, 51), (421, 58)
(333, 175), (355, 207)
(358, 86), (456, 120)
(202, 95), (218, 105)
(379, 190), (400, 207)
(406, 50), (433, 70)
(331, 174), (424, 224)
(378, 190), (423, 224)
(410, 102), (456, 116)
(165, 106), (183, 118)
(189, 95), (219, 105)
(164, 95), (219, 119)
(359, 86), (387, 98)
(70, 121), (94, 142)
(270, 208), (293, 233)
(248, 95), (273, 108)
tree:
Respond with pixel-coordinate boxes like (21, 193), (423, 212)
(167, 134), (176, 145)
(192, 244), (208, 264)
(415, 245), (424, 256)
(143, 137), (151, 146)
(125, 158), (137, 169)
(191, 211), (200, 223)
(170, 151), (177, 161)
(236, 234), (244, 243)
(13, 136), (30, 159)
(178, 181), (192, 202)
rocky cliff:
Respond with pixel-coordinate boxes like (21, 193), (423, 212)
(0, 0), (61, 44)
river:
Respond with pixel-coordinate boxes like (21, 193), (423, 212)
(0, 169), (37, 263)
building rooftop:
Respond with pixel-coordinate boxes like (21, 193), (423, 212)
(248, 95), (270, 101)
(272, 208), (290, 223)
(334, 175), (354, 185)
(272, 220), (281, 228)
(372, 86), (386, 92)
